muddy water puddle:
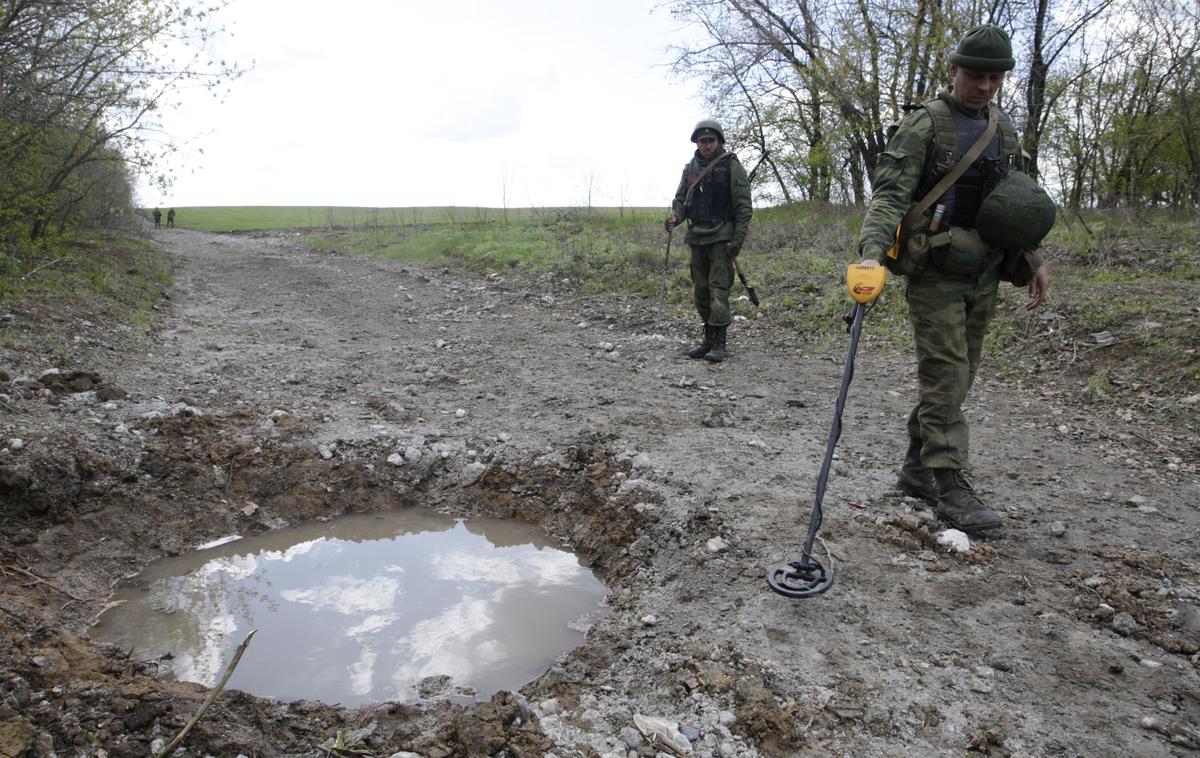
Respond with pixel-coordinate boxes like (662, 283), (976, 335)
(90, 508), (609, 706)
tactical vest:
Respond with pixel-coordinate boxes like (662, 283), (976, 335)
(685, 154), (733, 224)
(915, 97), (1021, 228)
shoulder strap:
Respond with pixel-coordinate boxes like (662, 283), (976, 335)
(684, 152), (734, 207)
(925, 98), (959, 170)
(997, 110), (1020, 167)
(899, 106), (997, 231)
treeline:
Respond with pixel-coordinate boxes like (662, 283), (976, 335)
(668, 0), (1200, 210)
(0, 0), (237, 245)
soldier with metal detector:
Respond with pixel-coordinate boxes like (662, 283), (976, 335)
(858, 24), (1057, 536)
(665, 119), (753, 363)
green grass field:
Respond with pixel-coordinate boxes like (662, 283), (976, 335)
(146, 205), (662, 233)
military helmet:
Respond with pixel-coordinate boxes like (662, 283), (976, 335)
(690, 119), (725, 143)
(976, 170), (1057, 250)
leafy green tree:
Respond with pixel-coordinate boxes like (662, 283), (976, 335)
(0, 0), (241, 242)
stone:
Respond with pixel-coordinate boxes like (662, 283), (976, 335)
(1112, 612), (1140, 636)
(632, 714), (691, 754)
(459, 462), (486, 486)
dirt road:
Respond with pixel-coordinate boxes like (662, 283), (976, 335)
(2, 229), (1198, 756)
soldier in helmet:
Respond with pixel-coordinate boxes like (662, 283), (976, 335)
(858, 24), (1054, 536)
(665, 119), (753, 362)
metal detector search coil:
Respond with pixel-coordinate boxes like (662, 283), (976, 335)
(766, 263), (887, 599)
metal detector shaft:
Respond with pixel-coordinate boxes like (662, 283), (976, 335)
(767, 262), (886, 600)
(801, 300), (865, 557)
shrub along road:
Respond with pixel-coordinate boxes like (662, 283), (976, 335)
(1, 228), (1197, 756)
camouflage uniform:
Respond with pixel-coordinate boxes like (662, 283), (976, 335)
(858, 94), (1006, 472)
(670, 148), (753, 328)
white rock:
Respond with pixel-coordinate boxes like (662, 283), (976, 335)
(706, 536), (730, 553)
(455, 408), (467, 418)
(632, 714), (691, 754)
(404, 446), (422, 462)
(936, 529), (971, 552)
(318, 444), (334, 460)
(640, 614), (659, 627)
(8, 438), (24, 451)
(387, 453), (403, 466)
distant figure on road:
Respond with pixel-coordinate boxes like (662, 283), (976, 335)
(665, 119), (753, 363)
(167, 208), (176, 228)
(152, 208), (162, 229)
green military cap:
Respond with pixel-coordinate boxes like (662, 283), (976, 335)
(950, 24), (1015, 71)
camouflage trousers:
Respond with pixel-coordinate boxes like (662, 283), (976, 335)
(904, 264), (1000, 470)
(689, 241), (734, 326)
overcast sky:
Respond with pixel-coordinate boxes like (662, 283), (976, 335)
(138, 0), (710, 209)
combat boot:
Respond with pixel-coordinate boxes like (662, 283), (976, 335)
(932, 469), (1002, 536)
(687, 325), (713, 359)
(704, 325), (728, 363)
(896, 437), (937, 502)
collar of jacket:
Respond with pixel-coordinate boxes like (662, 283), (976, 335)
(693, 146), (727, 166)
(939, 90), (994, 119)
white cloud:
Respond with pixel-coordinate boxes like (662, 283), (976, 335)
(140, 0), (708, 208)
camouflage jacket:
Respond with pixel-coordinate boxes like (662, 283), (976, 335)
(857, 92), (1007, 259)
(670, 148), (753, 246)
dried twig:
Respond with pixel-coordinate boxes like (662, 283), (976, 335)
(1, 564), (84, 601)
(20, 257), (72, 280)
(155, 629), (257, 758)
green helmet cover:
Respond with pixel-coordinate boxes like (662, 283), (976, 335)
(976, 170), (1057, 250)
(691, 119), (725, 143)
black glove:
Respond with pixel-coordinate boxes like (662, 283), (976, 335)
(664, 216), (677, 233)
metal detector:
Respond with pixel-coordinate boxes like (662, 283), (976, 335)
(766, 263), (887, 599)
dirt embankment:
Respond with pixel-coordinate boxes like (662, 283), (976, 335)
(1, 229), (1198, 757)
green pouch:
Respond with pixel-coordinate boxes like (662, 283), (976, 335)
(884, 207), (938, 276)
(933, 226), (993, 275)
